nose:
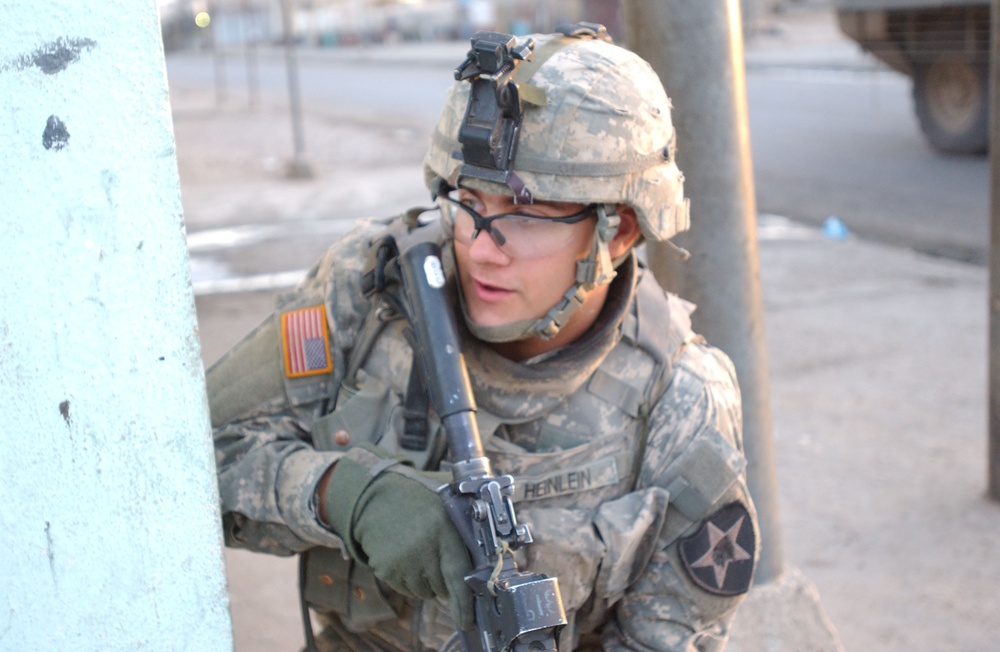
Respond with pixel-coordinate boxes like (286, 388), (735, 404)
(465, 225), (511, 264)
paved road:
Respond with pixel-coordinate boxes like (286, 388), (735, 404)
(747, 66), (989, 263)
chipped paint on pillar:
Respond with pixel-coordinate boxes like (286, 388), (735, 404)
(0, 1), (233, 650)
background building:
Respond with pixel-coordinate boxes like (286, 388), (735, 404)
(158, 0), (624, 50)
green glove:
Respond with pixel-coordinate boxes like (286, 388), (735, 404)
(322, 446), (474, 629)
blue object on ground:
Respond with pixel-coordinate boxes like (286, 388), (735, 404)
(822, 216), (849, 240)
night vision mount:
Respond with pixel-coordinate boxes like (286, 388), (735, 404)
(454, 31), (535, 204)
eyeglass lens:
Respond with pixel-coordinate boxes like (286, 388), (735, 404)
(445, 196), (595, 259)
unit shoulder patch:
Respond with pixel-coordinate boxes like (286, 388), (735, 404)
(281, 305), (333, 378)
(678, 502), (755, 596)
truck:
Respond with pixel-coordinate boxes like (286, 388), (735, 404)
(834, 0), (990, 154)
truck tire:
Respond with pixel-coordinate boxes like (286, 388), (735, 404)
(912, 57), (989, 155)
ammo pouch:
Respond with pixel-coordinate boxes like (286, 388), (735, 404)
(299, 379), (404, 632)
(310, 378), (402, 453)
(300, 363), (431, 633)
(301, 547), (398, 631)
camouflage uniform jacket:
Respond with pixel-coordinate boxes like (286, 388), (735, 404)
(208, 214), (759, 651)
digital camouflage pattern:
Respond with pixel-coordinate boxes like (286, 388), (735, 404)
(423, 32), (690, 244)
(209, 212), (758, 651)
(211, 26), (754, 652)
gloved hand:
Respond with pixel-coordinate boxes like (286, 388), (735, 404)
(321, 446), (474, 629)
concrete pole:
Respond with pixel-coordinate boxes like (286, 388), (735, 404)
(621, 0), (784, 584)
(209, 0), (227, 106)
(988, 0), (1000, 501)
(280, 0), (314, 179)
(0, 1), (233, 649)
(242, 0), (260, 108)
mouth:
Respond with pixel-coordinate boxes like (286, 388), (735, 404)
(471, 277), (514, 302)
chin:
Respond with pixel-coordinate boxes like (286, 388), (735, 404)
(468, 311), (511, 329)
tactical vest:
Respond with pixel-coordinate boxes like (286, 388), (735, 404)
(207, 214), (745, 650)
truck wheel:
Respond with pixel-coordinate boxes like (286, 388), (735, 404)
(912, 58), (988, 155)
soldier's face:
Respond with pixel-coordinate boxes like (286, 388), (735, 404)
(452, 189), (596, 337)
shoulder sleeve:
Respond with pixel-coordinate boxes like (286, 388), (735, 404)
(604, 340), (759, 651)
(205, 217), (388, 427)
(208, 217), (395, 555)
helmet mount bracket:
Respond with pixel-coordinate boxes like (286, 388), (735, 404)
(454, 31), (535, 204)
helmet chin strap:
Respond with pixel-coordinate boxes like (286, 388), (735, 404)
(458, 204), (621, 343)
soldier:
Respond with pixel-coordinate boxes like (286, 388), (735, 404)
(208, 23), (758, 652)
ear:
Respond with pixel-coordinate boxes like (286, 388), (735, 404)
(609, 205), (641, 259)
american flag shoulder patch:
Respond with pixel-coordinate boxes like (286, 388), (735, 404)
(281, 305), (333, 379)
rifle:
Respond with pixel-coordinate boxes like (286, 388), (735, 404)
(375, 235), (567, 651)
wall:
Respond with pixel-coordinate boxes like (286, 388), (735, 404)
(0, 1), (233, 649)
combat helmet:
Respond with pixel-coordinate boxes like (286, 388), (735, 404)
(424, 23), (690, 342)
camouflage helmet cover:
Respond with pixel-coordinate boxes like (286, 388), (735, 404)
(423, 30), (690, 243)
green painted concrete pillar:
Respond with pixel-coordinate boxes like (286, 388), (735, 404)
(0, 2), (233, 649)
